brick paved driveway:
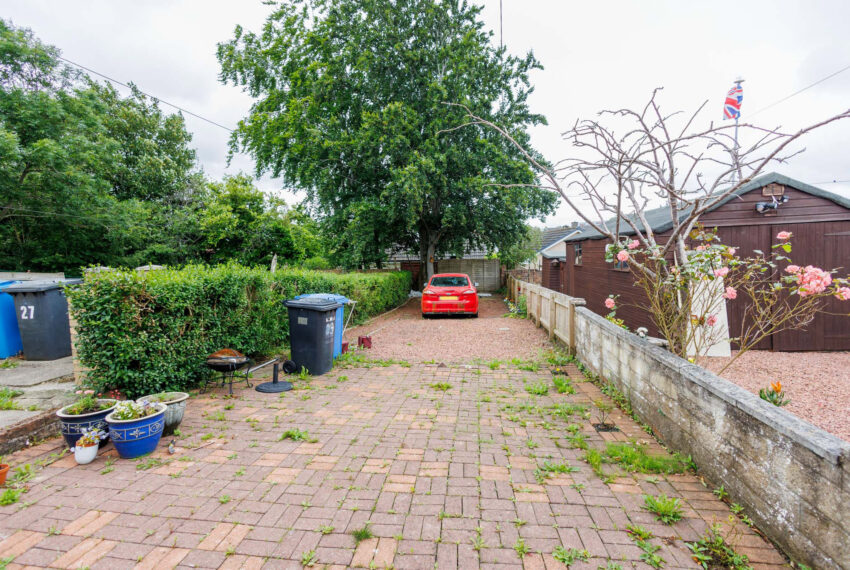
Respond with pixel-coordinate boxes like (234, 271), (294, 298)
(0, 362), (786, 569)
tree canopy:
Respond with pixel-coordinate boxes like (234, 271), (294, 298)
(218, 0), (557, 275)
(0, 19), (319, 274)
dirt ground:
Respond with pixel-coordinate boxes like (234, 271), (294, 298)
(703, 351), (850, 442)
(344, 296), (551, 364)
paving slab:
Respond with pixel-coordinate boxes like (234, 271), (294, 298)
(0, 409), (39, 430)
(0, 356), (74, 387)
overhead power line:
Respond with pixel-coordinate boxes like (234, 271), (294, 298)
(749, 62), (850, 118)
(58, 56), (235, 133)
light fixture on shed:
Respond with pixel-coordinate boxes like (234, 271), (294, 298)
(755, 194), (789, 214)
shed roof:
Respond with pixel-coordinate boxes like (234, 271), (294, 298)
(537, 225), (580, 253)
(561, 172), (850, 243)
(386, 245), (492, 262)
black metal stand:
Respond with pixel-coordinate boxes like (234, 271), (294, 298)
(202, 357), (282, 395)
(203, 364), (253, 396)
(255, 362), (293, 393)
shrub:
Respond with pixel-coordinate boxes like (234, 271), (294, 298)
(301, 256), (332, 270)
(69, 263), (410, 397)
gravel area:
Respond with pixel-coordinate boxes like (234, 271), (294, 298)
(704, 350), (850, 442)
(344, 296), (551, 363)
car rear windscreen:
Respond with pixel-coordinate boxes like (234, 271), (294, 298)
(430, 276), (469, 287)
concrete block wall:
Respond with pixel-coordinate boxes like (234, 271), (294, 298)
(505, 276), (850, 568)
(574, 306), (850, 569)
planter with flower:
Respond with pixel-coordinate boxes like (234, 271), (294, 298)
(105, 400), (166, 459)
(0, 456), (8, 486)
(56, 390), (117, 449)
(136, 392), (189, 436)
(72, 428), (106, 465)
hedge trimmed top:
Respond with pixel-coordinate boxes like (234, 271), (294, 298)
(69, 264), (410, 398)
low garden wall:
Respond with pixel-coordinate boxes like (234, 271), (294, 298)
(509, 276), (850, 569)
(69, 264), (410, 399)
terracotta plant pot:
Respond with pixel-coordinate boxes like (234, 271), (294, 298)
(0, 463), (9, 486)
(74, 445), (98, 465)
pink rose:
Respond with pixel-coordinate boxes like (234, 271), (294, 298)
(835, 287), (850, 301)
(713, 267), (729, 278)
(616, 250), (629, 263)
(695, 245), (707, 252)
(723, 286), (737, 300)
(604, 298), (616, 309)
(776, 231), (792, 241)
(706, 314), (718, 327)
(75, 390), (82, 395)
(627, 240), (640, 250)
(785, 265), (800, 274)
(727, 248), (737, 256)
(84, 390), (94, 395)
(797, 265), (832, 296)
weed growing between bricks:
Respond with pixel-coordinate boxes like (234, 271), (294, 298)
(685, 520), (754, 570)
(0, 350), (790, 568)
(558, 348), (799, 568)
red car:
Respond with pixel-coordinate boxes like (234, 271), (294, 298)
(421, 273), (479, 318)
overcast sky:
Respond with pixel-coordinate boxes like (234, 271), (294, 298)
(5, 0), (850, 226)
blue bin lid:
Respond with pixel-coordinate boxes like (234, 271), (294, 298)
(0, 280), (21, 291)
(293, 293), (350, 304)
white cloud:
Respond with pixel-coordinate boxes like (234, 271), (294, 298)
(5, 0), (849, 221)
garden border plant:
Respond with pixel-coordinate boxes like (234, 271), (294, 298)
(69, 264), (410, 398)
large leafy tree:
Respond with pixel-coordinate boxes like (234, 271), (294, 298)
(92, 82), (197, 203)
(497, 224), (544, 269)
(198, 174), (298, 266)
(0, 19), (203, 273)
(218, 0), (557, 276)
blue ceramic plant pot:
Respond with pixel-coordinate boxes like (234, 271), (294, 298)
(106, 403), (166, 459)
(56, 399), (117, 449)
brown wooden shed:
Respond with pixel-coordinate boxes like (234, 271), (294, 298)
(538, 225), (580, 294)
(553, 173), (850, 351)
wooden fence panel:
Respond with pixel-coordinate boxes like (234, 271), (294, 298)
(511, 276), (586, 354)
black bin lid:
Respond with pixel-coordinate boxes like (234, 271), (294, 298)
(283, 297), (342, 311)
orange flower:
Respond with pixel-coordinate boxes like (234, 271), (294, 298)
(771, 381), (782, 393)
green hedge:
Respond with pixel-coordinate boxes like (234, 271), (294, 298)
(69, 264), (410, 398)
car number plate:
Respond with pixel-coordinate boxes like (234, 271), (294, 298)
(439, 295), (459, 300)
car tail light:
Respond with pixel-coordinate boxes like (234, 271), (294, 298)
(423, 289), (436, 296)
(463, 289), (476, 295)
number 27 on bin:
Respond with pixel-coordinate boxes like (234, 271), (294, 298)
(20, 305), (35, 320)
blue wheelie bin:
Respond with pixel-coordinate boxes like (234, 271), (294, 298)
(293, 293), (350, 358)
(0, 281), (23, 358)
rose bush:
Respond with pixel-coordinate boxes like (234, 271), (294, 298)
(604, 227), (850, 367)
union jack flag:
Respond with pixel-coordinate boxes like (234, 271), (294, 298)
(723, 83), (743, 120)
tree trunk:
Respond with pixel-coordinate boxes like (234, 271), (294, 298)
(426, 240), (437, 281)
(419, 229), (439, 285)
